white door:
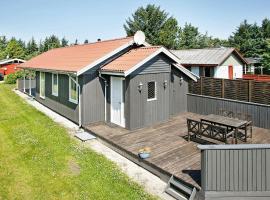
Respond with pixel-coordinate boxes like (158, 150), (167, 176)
(110, 76), (125, 127)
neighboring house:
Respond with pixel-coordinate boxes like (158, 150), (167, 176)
(0, 58), (25, 76)
(19, 32), (198, 130)
(172, 48), (248, 79)
(244, 57), (262, 74)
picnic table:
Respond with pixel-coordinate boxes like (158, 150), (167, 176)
(200, 114), (249, 143)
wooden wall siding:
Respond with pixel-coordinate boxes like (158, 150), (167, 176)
(187, 94), (270, 129)
(81, 72), (105, 125)
(201, 148), (270, 199)
(189, 77), (270, 105)
(35, 72), (80, 124)
(127, 73), (170, 130)
(130, 53), (171, 75)
(169, 67), (189, 116)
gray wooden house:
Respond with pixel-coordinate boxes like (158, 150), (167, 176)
(20, 32), (198, 130)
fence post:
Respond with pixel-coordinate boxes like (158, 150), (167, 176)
(200, 77), (203, 95)
(221, 79), (225, 98)
(248, 80), (252, 102)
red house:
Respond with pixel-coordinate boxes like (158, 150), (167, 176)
(0, 58), (25, 76)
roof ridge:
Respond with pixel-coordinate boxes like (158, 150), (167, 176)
(174, 47), (234, 51)
(49, 36), (134, 51)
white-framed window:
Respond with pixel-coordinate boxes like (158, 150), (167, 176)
(40, 71), (45, 99)
(69, 76), (78, 104)
(52, 73), (58, 96)
(147, 81), (157, 101)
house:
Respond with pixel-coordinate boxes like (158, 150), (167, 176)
(172, 47), (248, 79)
(244, 57), (262, 74)
(0, 58), (25, 77)
(19, 32), (198, 130)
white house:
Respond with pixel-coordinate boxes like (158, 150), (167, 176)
(172, 48), (248, 79)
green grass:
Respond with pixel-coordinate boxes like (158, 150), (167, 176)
(0, 84), (156, 200)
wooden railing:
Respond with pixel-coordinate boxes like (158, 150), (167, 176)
(189, 77), (270, 105)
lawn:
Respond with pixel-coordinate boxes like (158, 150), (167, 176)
(0, 84), (156, 200)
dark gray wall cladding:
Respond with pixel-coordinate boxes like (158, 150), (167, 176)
(201, 148), (270, 200)
(131, 53), (171, 75)
(36, 72), (80, 123)
(127, 73), (170, 130)
(187, 94), (270, 129)
(81, 72), (105, 125)
(169, 66), (189, 116)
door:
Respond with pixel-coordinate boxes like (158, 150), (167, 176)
(110, 76), (125, 127)
(40, 71), (45, 98)
(228, 65), (233, 79)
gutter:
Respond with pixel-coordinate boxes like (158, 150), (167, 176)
(68, 75), (82, 127)
(98, 71), (108, 122)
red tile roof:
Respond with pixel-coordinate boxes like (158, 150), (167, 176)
(19, 37), (134, 72)
(101, 46), (161, 73)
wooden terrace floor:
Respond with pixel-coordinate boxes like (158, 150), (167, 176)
(84, 112), (270, 189)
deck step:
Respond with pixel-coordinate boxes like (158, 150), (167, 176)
(165, 175), (196, 200)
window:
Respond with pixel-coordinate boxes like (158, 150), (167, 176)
(69, 76), (78, 104)
(147, 81), (156, 101)
(52, 73), (58, 96)
(40, 72), (45, 99)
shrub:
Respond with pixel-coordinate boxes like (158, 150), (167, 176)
(4, 70), (35, 84)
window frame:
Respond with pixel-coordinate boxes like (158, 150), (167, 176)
(69, 76), (78, 104)
(147, 81), (157, 101)
(51, 73), (58, 96)
(39, 71), (45, 99)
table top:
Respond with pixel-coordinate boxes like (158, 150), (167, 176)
(201, 114), (248, 128)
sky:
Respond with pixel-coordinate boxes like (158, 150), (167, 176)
(1, 0), (269, 43)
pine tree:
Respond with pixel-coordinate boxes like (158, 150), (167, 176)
(123, 4), (179, 49)
(61, 37), (69, 47)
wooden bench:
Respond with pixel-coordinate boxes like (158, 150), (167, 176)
(187, 118), (234, 144)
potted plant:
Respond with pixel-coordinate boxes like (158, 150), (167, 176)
(138, 147), (151, 159)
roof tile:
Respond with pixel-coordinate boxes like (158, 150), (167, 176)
(19, 37), (134, 72)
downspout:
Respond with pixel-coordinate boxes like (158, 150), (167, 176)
(23, 70), (26, 93)
(98, 71), (108, 122)
(69, 75), (82, 127)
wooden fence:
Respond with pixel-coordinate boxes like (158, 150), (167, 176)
(189, 77), (270, 105)
(199, 144), (270, 200)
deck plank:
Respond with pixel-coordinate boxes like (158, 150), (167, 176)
(84, 112), (270, 189)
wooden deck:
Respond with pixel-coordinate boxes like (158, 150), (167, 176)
(84, 112), (270, 190)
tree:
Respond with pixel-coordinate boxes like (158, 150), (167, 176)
(61, 37), (69, 47)
(229, 20), (265, 57)
(262, 39), (270, 70)
(3, 38), (25, 59)
(25, 38), (39, 60)
(178, 23), (202, 49)
(261, 18), (270, 39)
(123, 4), (179, 49)
(84, 39), (89, 44)
(42, 35), (61, 52)
(0, 36), (7, 59)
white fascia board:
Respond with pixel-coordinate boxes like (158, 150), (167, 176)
(77, 40), (135, 76)
(173, 63), (199, 82)
(100, 71), (125, 76)
(0, 58), (26, 65)
(124, 46), (199, 82)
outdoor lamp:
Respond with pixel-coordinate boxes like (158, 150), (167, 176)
(180, 77), (183, 85)
(138, 82), (143, 92)
(163, 80), (168, 89)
